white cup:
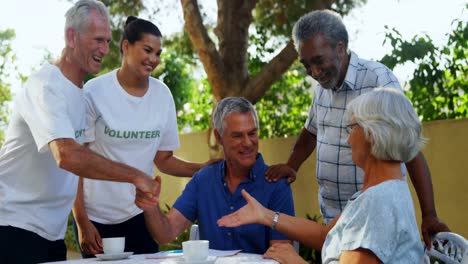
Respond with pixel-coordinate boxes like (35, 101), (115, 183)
(102, 237), (125, 254)
(182, 240), (209, 261)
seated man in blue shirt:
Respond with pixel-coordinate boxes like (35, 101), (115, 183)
(136, 97), (295, 254)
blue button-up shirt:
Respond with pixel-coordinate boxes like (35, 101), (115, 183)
(173, 153), (295, 254)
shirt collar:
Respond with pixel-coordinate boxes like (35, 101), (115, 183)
(337, 50), (359, 91)
(219, 153), (265, 183)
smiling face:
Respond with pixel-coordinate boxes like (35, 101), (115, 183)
(216, 112), (259, 171)
(71, 9), (111, 76)
(122, 33), (162, 79)
(299, 33), (348, 89)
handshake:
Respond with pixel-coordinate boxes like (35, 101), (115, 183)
(133, 175), (162, 210)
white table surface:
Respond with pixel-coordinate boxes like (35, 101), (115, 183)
(43, 253), (279, 264)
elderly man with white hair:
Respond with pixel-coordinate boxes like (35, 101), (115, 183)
(218, 88), (425, 263)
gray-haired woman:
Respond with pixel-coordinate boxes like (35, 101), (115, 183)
(218, 87), (424, 263)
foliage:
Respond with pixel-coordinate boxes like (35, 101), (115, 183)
(0, 29), (16, 144)
(380, 9), (468, 121)
(154, 50), (196, 116)
(65, 214), (80, 252)
(256, 63), (312, 138)
(298, 213), (323, 264)
(254, 0), (367, 38)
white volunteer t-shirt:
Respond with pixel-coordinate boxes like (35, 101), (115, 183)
(0, 63), (86, 241)
(82, 69), (180, 224)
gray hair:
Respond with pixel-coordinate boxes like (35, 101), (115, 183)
(346, 87), (426, 162)
(292, 10), (348, 51)
(64, 0), (110, 34)
(213, 97), (259, 135)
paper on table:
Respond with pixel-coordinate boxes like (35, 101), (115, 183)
(146, 249), (241, 259)
(146, 249), (183, 259)
(208, 249), (242, 257)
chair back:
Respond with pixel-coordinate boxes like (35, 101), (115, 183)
(189, 224), (199, 240)
(420, 232), (468, 264)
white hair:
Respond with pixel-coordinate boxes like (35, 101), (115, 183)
(64, 0), (110, 34)
(213, 97), (259, 135)
(346, 87), (426, 162)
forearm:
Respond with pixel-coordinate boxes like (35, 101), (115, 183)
(287, 128), (317, 171)
(406, 152), (437, 217)
(72, 177), (90, 225)
(143, 206), (185, 244)
(262, 210), (328, 250)
(155, 151), (202, 177)
(50, 138), (147, 183)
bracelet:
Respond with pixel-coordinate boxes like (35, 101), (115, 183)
(271, 211), (280, 230)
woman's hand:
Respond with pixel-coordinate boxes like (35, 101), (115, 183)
(217, 189), (268, 227)
(77, 220), (102, 255)
(264, 243), (307, 264)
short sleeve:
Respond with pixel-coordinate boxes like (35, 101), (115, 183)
(375, 67), (402, 89)
(157, 90), (180, 151)
(304, 87), (319, 135)
(83, 91), (98, 143)
(172, 173), (199, 222)
(337, 192), (398, 262)
(21, 80), (75, 153)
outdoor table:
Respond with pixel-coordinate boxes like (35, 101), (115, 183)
(42, 252), (279, 264)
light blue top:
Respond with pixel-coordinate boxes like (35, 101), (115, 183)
(322, 180), (423, 263)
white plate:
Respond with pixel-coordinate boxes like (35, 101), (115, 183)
(178, 256), (217, 264)
(95, 252), (133, 260)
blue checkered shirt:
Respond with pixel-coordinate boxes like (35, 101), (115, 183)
(305, 51), (402, 223)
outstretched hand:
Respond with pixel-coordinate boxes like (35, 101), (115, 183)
(265, 164), (297, 184)
(217, 189), (267, 227)
(135, 176), (161, 210)
(421, 215), (450, 248)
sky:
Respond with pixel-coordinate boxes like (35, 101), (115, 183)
(0, 0), (466, 91)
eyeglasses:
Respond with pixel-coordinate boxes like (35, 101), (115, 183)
(345, 123), (359, 134)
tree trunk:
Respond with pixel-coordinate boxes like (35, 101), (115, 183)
(180, 0), (299, 104)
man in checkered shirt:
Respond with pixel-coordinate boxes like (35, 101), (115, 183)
(265, 9), (449, 247)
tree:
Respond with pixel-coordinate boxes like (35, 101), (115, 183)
(381, 9), (468, 121)
(0, 29), (16, 143)
(84, 0), (367, 138)
(180, 0), (366, 104)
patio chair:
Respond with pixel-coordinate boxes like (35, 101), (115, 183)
(420, 232), (468, 264)
(189, 224), (199, 240)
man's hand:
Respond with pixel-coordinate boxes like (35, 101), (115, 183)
(421, 215), (450, 248)
(77, 220), (102, 255)
(265, 164), (297, 184)
(134, 176), (161, 210)
(217, 189), (267, 227)
(263, 243), (307, 264)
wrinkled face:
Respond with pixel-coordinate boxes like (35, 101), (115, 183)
(71, 9), (111, 75)
(299, 33), (346, 89)
(347, 116), (371, 168)
(216, 112), (259, 170)
(122, 33), (162, 78)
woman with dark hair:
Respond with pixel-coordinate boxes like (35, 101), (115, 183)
(72, 16), (213, 258)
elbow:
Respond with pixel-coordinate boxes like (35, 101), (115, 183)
(55, 148), (79, 172)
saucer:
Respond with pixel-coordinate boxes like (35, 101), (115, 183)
(179, 256), (217, 264)
(95, 252), (133, 260)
